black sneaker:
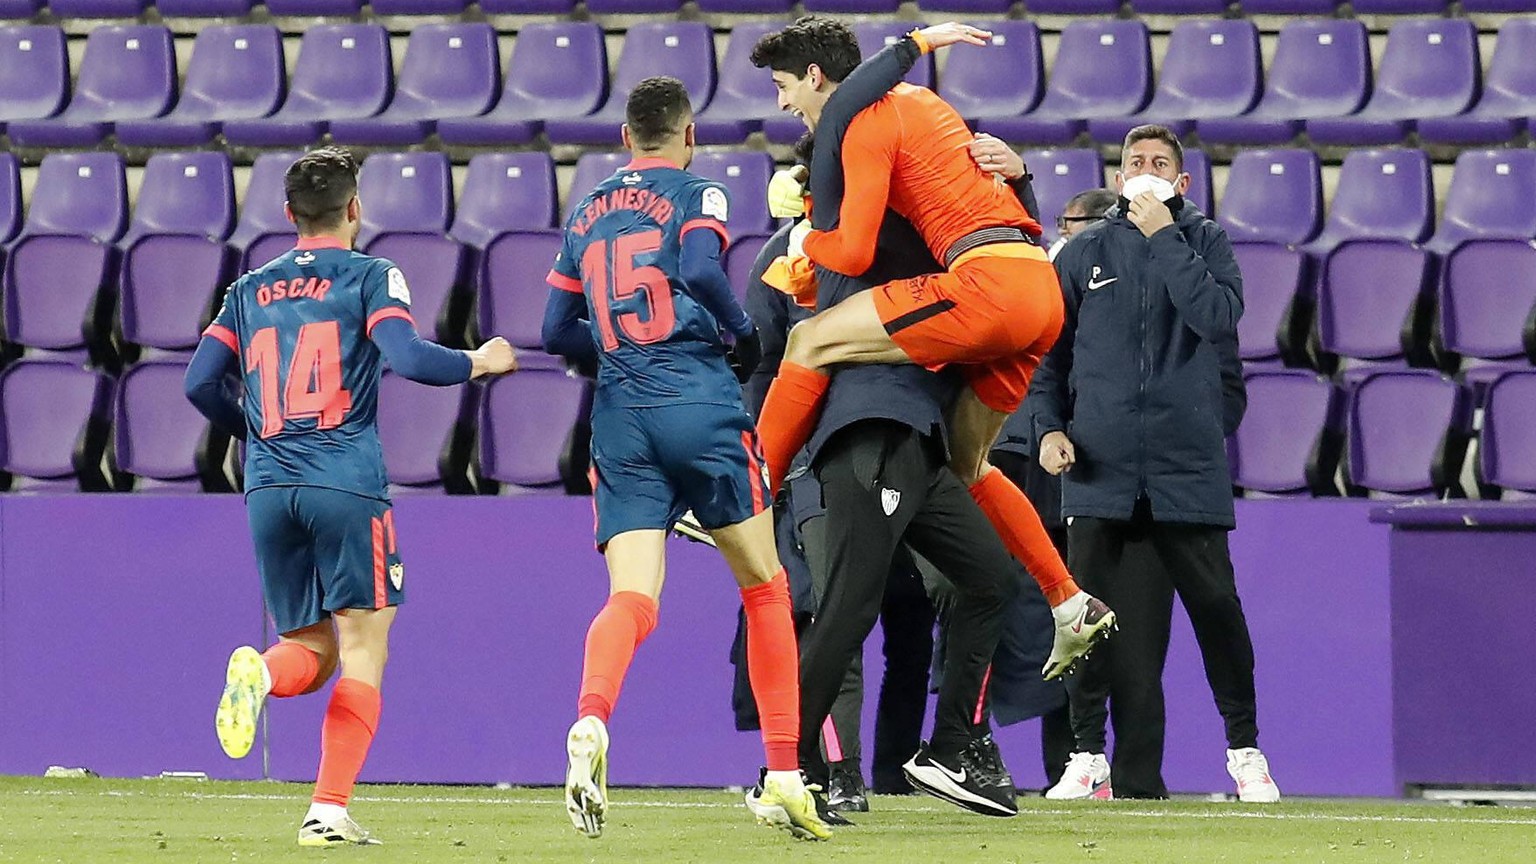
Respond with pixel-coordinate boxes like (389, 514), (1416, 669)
(967, 734), (1018, 807)
(827, 765), (869, 813)
(901, 741), (1019, 817)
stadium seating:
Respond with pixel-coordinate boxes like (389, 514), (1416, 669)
(937, 21), (1043, 125)
(356, 152), (466, 344)
(1480, 371), (1536, 498)
(565, 153), (630, 221)
(979, 20), (1151, 146)
(0, 26), (67, 126)
(1435, 151), (1536, 366)
(264, 0), (362, 14)
(437, 22), (607, 147)
(479, 362), (591, 491)
(1197, 20), (1368, 146)
(1417, 18), (1536, 146)
(1242, 0), (1339, 10)
(377, 372), (478, 494)
(118, 152), (236, 352)
(694, 22), (783, 146)
(478, 230), (562, 351)
(113, 358), (212, 492)
(1346, 369), (1467, 497)
(222, 24), (391, 148)
(725, 233), (772, 306)
(0, 153), (18, 246)
(330, 23), (500, 147)
(6, 25), (174, 148)
(1231, 368), (1342, 496)
(156, 0), (254, 15)
(1183, 148), (1213, 216)
(690, 150), (776, 236)
(228, 151), (301, 273)
(449, 153), (559, 249)
(1020, 148), (1105, 246)
(0, 358), (117, 492)
(1087, 19), (1260, 144)
(115, 25), (284, 149)
(544, 22), (715, 146)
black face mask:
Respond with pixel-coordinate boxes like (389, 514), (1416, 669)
(1118, 193), (1185, 218)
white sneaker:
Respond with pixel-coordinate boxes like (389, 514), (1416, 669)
(1042, 592), (1117, 681)
(1226, 748), (1280, 803)
(1045, 752), (1112, 800)
(297, 812), (381, 846)
(565, 716), (610, 837)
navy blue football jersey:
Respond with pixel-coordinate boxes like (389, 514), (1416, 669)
(204, 237), (414, 500)
(546, 157), (740, 410)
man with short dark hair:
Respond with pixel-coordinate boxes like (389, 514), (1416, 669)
(187, 147), (518, 846)
(1032, 125), (1279, 803)
(1049, 189), (1118, 261)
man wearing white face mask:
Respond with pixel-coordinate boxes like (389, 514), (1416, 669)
(1028, 126), (1279, 803)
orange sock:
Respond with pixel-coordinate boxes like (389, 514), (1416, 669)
(262, 642), (320, 698)
(757, 362), (830, 494)
(577, 591), (659, 723)
(741, 571), (799, 771)
(969, 467), (1081, 607)
(312, 678), (381, 806)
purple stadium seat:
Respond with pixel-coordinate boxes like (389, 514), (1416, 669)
(1183, 148), (1212, 216)
(450, 153), (558, 250)
(805, 0), (901, 15)
(479, 0), (574, 12)
(47, 0), (145, 15)
(115, 25), (284, 148)
(222, 25), (390, 148)
(1481, 371), (1536, 496)
(978, 20), (1150, 146)
(1129, 1), (1232, 13)
(914, 0), (1013, 11)
(377, 372), (476, 494)
(1347, 370), (1466, 497)
(1307, 20), (1478, 147)
(479, 365), (591, 489)
(689, 151), (775, 236)
(1197, 20), (1368, 146)
(0, 26), (68, 125)
(357, 153), (464, 344)
(372, 0), (467, 12)
(544, 23), (715, 146)
(330, 23), (499, 146)
(480, 231), (562, 351)
(1020, 149), (1105, 246)
(0, 153), (18, 247)
(938, 21), (1043, 123)
(697, 0), (791, 9)
(1219, 149), (1322, 246)
(0, 359), (116, 492)
(437, 22), (606, 147)
(114, 359), (210, 492)
(1441, 241), (1536, 362)
(1319, 240), (1434, 362)
(725, 233), (770, 307)
(6, 26), (174, 148)
(1430, 150), (1536, 252)
(854, 23), (936, 91)
(120, 153), (236, 351)
(1351, 0), (1446, 11)
(0, 0), (42, 19)
(3, 154), (126, 351)
(1027, 0), (1118, 10)
(1242, 0), (1338, 10)
(694, 22), (784, 146)
(264, 0), (362, 13)
(586, 0), (681, 11)
(157, 0), (254, 15)
(1089, 20), (1259, 144)
(1462, 0), (1536, 9)
(1310, 148), (1434, 252)
(230, 151), (302, 273)
(565, 153), (630, 221)
(1418, 19), (1536, 147)
(1233, 244), (1307, 362)
(1230, 369), (1339, 495)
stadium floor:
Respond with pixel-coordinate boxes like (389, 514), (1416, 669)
(3, 776), (1534, 863)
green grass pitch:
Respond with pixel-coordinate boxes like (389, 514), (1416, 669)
(3, 776), (1535, 863)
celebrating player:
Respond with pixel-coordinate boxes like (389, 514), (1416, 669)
(750, 18), (1116, 679)
(541, 77), (830, 842)
(184, 148), (517, 846)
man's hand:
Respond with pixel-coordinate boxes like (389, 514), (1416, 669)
(768, 166), (810, 219)
(1127, 190), (1175, 238)
(1039, 430), (1076, 476)
(915, 22), (992, 51)
(969, 133), (1025, 181)
(726, 328), (762, 384)
(469, 336), (518, 379)
(788, 218), (812, 259)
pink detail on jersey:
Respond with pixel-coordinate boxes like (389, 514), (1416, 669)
(366, 306), (415, 337)
(295, 236), (348, 251)
(821, 716), (844, 764)
(546, 269), (583, 294)
(680, 218), (731, 252)
(203, 323), (238, 353)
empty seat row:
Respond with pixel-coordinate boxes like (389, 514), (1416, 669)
(7, 18), (1536, 150)
(0, 354), (592, 495)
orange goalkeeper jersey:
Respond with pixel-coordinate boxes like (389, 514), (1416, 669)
(803, 83), (1042, 278)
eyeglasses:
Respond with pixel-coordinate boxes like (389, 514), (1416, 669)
(1056, 215), (1105, 231)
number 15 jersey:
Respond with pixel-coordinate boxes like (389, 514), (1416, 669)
(546, 157), (739, 411)
(203, 236), (414, 501)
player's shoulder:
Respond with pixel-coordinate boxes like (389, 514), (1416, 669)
(675, 173), (730, 221)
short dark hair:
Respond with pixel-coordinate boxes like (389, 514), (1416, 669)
(751, 16), (861, 83)
(792, 132), (815, 167)
(284, 147), (358, 231)
(1065, 188), (1118, 219)
(626, 76), (693, 149)
(1122, 124), (1184, 171)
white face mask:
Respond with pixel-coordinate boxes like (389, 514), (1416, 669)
(1120, 173), (1177, 202)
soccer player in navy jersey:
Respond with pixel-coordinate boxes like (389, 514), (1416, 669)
(541, 77), (829, 842)
(183, 148), (517, 846)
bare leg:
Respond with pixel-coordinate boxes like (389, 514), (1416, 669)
(781, 290), (913, 370)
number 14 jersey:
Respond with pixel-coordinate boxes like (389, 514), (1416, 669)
(546, 158), (739, 411)
(203, 236), (413, 501)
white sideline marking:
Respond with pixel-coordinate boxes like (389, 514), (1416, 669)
(15, 788), (1536, 826)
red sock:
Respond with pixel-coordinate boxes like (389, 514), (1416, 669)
(969, 468), (1081, 607)
(757, 362), (830, 494)
(262, 642), (320, 698)
(312, 678), (381, 807)
(577, 591), (659, 723)
(741, 571), (800, 772)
